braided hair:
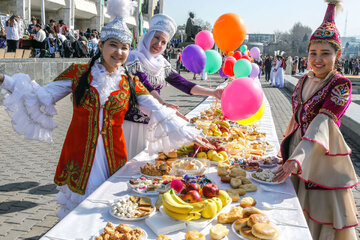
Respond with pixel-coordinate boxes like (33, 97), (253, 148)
(74, 50), (138, 112)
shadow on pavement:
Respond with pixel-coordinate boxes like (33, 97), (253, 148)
(0, 181), (40, 192)
(0, 201), (38, 214)
(28, 184), (58, 195)
(24, 237), (41, 240)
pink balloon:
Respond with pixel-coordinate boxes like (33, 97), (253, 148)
(195, 30), (215, 51)
(221, 78), (263, 120)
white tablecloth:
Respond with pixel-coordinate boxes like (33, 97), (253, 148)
(41, 93), (312, 240)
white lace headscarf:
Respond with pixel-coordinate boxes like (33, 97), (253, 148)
(126, 30), (172, 86)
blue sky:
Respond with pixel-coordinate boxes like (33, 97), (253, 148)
(164, 0), (360, 37)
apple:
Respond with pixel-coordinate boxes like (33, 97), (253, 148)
(219, 126), (230, 133)
(196, 152), (208, 159)
(202, 184), (219, 198)
(216, 147), (227, 153)
(218, 151), (228, 160)
(212, 153), (225, 162)
(185, 183), (200, 192)
(182, 190), (202, 203)
(207, 150), (217, 160)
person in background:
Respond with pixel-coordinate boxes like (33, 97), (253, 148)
(84, 28), (91, 39)
(0, 26), (6, 49)
(264, 56), (272, 82)
(32, 24), (46, 50)
(58, 20), (69, 36)
(88, 33), (99, 57)
(5, 15), (21, 52)
(28, 16), (37, 35)
(176, 49), (182, 73)
(274, 1), (358, 239)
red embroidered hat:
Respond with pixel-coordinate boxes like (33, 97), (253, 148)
(309, 0), (342, 49)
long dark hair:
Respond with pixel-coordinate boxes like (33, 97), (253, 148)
(74, 50), (138, 112)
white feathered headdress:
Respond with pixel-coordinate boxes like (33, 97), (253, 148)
(100, 0), (138, 44)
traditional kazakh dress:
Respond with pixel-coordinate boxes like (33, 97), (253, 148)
(281, 70), (358, 240)
(1, 62), (199, 218)
(274, 59), (284, 88)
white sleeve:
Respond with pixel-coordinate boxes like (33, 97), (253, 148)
(137, 95), (202, 155)
(1, 73), (72, 143)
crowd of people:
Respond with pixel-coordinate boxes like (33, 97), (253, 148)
(0, 14), (101, 58)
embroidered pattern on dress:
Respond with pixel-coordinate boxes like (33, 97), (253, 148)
(319, 109), (338, 122)
(330, 83), (350, 106)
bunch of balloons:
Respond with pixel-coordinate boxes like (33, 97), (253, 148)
(182, 30), (222, 74)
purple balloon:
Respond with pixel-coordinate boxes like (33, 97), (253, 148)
(182, 44), (206, 74)
(249, 63), (260, 78)
(219, 67), (228, 78)
(250, 47), (261, 59)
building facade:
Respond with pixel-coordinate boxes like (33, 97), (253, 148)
(0, 0), (164, 39)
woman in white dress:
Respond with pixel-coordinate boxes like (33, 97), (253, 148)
(0, 0), (212, 219)
(274, 56), (284, 88)
(124, 14), (224, 160)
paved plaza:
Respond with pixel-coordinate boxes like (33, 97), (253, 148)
(0, 69), (360, 239)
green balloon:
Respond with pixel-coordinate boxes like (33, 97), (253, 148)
(204, 50), (222, 74)
(240, 45), (248, 53)
(233, 59), (252, 78)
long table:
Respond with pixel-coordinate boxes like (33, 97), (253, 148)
(41, 93), (312, 240)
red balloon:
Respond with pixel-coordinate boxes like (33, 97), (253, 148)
(233, 51), (242, 60)
(241, 55), (252, 62)
(222, 56), (236, 77)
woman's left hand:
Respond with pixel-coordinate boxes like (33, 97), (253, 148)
(273, 160), (299, 183)
(213, 88), (224, 100)
(194, 136), (216, 150)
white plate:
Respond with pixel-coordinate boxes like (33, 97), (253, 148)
(128, 182), (161, 196)
(250, 174), (284, 185)
(109, 207), (155, 221)
(93, 224), (148, 240)
(231, 221), (246, 239)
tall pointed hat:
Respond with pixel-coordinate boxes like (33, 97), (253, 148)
(100, 0), (137, 44)
(309, 0), (343, 49)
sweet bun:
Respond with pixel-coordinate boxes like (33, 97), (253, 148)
(251, 223), (279, 240)
(247, 214), (270, 228)
(230, 167), (246, 178)
(209, 224), (229, 240)
(166, 151), (177, 158)
(240, 226), (261, 240)
(240, 197), (257, 208)
(243, 207), (263, 218)
(234, 218), (248, 231)
(239, 184), (258, 192)
(185, 230), (205, 240)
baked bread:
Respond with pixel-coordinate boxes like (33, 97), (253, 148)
(209, 224), (229, 240)
(157, 235), (172, 240)
(234, 217), (249, 231)
(247, 214), (270, 228)
(157, 153), (168, 160)
(240, 197), (257, 208)
(239, 184), (258, 192)
(240, 226), (261, 240)
(221, 176), (231, 183)
(166, 151), (178, 158)
(217, 206), (243, 224)
(217, 162), (229, 176)
(242, 207), (264, 218)
(139, 197), (152, 207)
(230, 167), (246, 178)
(185, 230), (205, 240)
(238, 176), (252, 184)
(230, 178), (242, 188)
(251, 223), (279, 240)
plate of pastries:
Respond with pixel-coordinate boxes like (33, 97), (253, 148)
(95, 222), (147, 240)
(109, 196), (155, 221)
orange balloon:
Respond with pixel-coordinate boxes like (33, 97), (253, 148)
(213, 13), (247, 54)
(227, 51), (234, 57)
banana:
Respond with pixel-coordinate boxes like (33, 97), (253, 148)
(219, 121), (230, 128)
(218, 190), (231, 206)
(201, 199), (218, 219)
(162, 190), (194, 214)
(189, 200), (206, 213)
(163, 205), (201, 221)
(212, 197), (223, 213)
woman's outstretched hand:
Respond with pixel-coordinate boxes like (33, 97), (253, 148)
(194, 136), (216, 150)
(273, 160), (299, 183)
(176, 110), (189, 122)
(213, 88), (224, 100)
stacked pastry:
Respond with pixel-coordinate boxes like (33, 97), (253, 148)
(234, 209), (279, 240)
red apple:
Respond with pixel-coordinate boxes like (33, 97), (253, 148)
(185, 183), (200, 192)
(202, 184), (219, 198)
(181, 190), (202, 203)
(219, 126), (230, 133)
(216, 146), (227, 153)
